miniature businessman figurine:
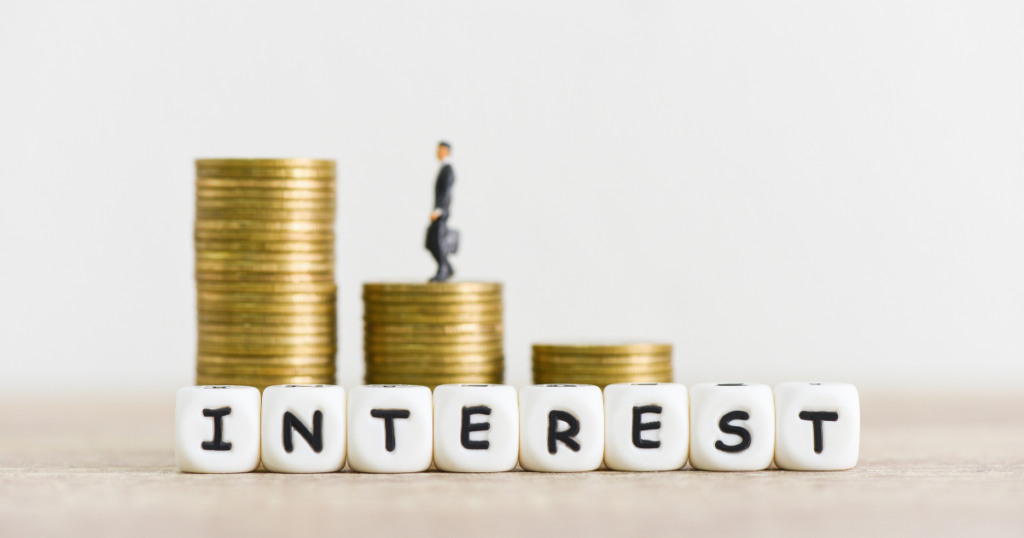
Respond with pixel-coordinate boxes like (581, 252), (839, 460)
(426, 141), (457, 282)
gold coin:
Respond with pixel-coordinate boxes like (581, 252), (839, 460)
(532, 343), (673, 355)
(196, 178), (335, 190)
(365, 341), (503, 354)
(196, 209), (336, 222)
(194, 229), (334, 242)
(365, 351), (503, 363)
(196, 168), (335, 180)
(195, 219), (334, 233)
(196, 251), (335, 263)
(361, 292), (502, 304)
(196, 271), (335, 283)
(198, 302), (336, 315)
(364, 303), (502, 315)
(200, 323), (334, 335)
(364, 373), (502, 385)
(197, 290), (336, 304)
(195, 375), (336, 388)
(197, 364), (336, 376)
(195, 260), (334, 273)
(196, 281), (337, 293)
(364, 312), (502, 324)
(198, 311), (335, 324)
(532, 373), (673, 385)
(199, 332), (335, 346)
(195, 240), (334, 253)
(363, 282), (502, 294)
(197, 198), (336, 211)
(531, 353), (672, 365)
(197, 354), (335, 366)
(364, 322), (503, 335)
(198, 343), (337, 356)
(531, 363), (673, 375)
(367, 362), (504, 375)
(196, 187), (335, 200)
(195, 158), (335, 168)
(364, 332), (502, 345)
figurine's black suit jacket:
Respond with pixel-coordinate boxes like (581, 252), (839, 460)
(425, 163), (454, 253)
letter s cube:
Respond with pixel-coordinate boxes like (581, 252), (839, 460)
(433, 384), (520, 473)
(175, 386), (261, 473)
(774, 382), (860, 470)
(689, 383), (775, 471)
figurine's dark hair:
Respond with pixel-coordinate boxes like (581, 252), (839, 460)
(438, 141), (451, 151)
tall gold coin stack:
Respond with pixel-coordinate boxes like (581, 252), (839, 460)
(194, 158), (337, 390)
(532, 343), (673, 388)
(363, 282), (503, 388)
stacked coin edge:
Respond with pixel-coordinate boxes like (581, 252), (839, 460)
(532, 343), (673, 388)
(195, 158), (337, 391)
(363, 282), (504, 389)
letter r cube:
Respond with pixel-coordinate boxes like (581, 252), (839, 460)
(518, 384), (604, 472)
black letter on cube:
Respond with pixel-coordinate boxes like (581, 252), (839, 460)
(461, 406), (492, 450)
(547, 410), (581, 454)
(283, 410), (323, 453)
(201, 407), (232, 451)
(370, 409), (411, 452)
(714, 410), (752, 453)
(799, 411), (839, 454)
(632, 405), (663, 449)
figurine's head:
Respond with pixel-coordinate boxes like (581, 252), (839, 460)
(437, 141), (451, 161)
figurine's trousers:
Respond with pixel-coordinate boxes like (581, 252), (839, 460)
(426, 218), (449, 269)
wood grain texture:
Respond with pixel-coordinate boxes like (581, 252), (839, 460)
(0, 390), (1022, 537)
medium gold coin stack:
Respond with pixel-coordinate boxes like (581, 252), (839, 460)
(363, 282), (503, 388)
(532, 342), (673, 388)
(194, 158), (337, 390)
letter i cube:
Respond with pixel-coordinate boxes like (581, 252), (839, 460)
(347, 385), (433, 473)
(603, 383), (689, 471)
(774, 382), (860, 470)
(260, 384), (347, 473)
(518, 384), (604, 472)
(175, 386), (261, 473)
(433, 384), (520, 473)
(688, 383), (775, 471)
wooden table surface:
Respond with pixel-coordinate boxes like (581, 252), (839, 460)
(1, 389), (1022, 537)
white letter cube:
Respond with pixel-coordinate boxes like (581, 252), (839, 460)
(603, 383), (689, 471)
(175, 385), (261, 473)
(347, 385), (433, 473)
(774, 382), (860, 470)
(433, 384), (520, 473)
(260, 384), (346, 473)
(689, 383), (775, 471)
(519, 384), (604, 472)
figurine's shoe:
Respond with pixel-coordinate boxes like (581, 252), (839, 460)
(430, 263), (454, 283)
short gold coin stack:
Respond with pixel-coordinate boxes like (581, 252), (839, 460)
(532, 343), (673, 388)
(363, 282), (504, 388)
(194, 158), (337, 390)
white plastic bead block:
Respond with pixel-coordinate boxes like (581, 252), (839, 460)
(433, 384), (520, 473)
(260, 384), (347, 473)
(175, 385), (261, 473)
(689, 383), (775, 471)
(774, 382), (860, 470)
(518, 384), (604, 472)
(603, 383), (689, 471)
(347, 385), (433, 473)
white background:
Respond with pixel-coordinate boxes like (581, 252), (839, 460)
(1, 1), (1021, 392)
